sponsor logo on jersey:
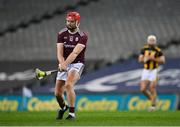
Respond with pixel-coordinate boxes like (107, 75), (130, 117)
(64, 44), (76, 48)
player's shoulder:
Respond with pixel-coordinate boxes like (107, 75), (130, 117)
(154, 46), (162, 52)
(58, 28), (68, 35)
(77, 29), (88, 38)
(142, 44), (149, 49)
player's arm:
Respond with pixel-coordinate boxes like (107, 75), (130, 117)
(57, 43), (65, 64)
(149, 50), (165, 64)
(138, 54), (144, 63)
(138, 48), (148, 63)
(151, 55), (165, 64)
(64, 43), (85, 65)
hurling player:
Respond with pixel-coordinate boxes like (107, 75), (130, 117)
(55, 11), (88, 120)
(138, 35), (165, 111)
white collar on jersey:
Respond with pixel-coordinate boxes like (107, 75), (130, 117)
(68, 28), (79, 34)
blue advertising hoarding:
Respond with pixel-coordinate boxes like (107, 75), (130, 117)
(0, 96), (22, 111)
(0, 94), (177, 111)
(76, 95), (123, 111)
(124, 94), (178, 111)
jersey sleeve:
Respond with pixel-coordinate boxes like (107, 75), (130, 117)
(57, 32), (64, 43)
(78, 33), (88, 46)
(57, 28), (67, 43)
(157, 50), (163, 57)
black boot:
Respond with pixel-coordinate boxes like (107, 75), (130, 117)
(56, 105), (69, 120)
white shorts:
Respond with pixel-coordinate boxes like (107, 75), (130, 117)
(56, 63), (84, 81)
(141, 68), (158, 81)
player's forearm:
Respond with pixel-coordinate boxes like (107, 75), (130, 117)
(63, 44), (85, 65)
(57, 50), (64, 63)
(57, 45), (64, 64)
(64, 52), (78, 65)
(154, 56), (165, 64)
(138, 55), (144, 63)
(57, 55), (65, 64)
(139, 58), (144, 63)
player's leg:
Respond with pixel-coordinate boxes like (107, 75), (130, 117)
(55, 80), (66, 109)
(140, 80), (152, 100)
(149, 69), (158, 111)
(55, 80), (69, 119)
(140, 69), (152, 100)
(150, 81), (157, 107)
(65, 70), (80, 120)
(55, 71), (69, 119)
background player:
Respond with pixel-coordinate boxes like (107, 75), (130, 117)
(138, 35), (165, 111)
(55, 11), (88, 120)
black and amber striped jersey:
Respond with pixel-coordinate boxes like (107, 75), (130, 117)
(140, 45), (163, 69)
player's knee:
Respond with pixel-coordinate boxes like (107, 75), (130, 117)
(140, 87), (146, 93)
(54, 89), (63, 96)
(150, 86), (156, 93)
(54, 91), (60, 96)
(65, 82), (73, 90)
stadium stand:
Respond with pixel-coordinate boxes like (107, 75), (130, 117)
(0, 0), (180, 63)
(0, 0), (79, 31)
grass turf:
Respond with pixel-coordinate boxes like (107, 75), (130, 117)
(0, 111), (180, 126)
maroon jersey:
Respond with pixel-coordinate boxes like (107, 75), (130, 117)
(57, 28), (88, 63)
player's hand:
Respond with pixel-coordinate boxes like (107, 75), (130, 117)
(58, 64), (62, 71)
(58, 63), (67, 71)
(143, 56), (149, 63)
(148, 56), (156, 61)
(144, 56), (156, 62)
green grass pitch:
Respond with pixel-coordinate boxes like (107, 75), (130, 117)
(0, 111), (180, 126)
